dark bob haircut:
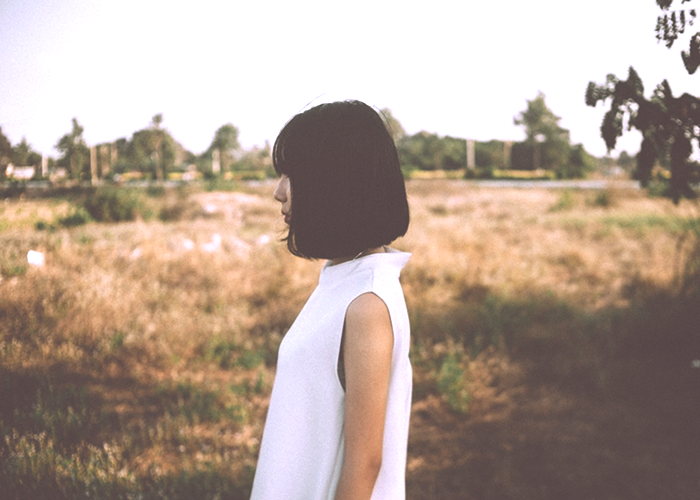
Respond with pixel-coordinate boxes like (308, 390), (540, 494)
(273, 100), (409, 260)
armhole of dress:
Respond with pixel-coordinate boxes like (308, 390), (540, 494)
(336, 291), (395, 393)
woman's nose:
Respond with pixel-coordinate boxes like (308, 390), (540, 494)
(274, 178), (286, 202)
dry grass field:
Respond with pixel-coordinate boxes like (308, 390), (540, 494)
(1, 180), (699, 499)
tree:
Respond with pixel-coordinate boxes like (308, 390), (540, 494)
(510, 142), (535, 171)
(441, 136), (467, 170)
(397, 132), (468, 173)
(55, 118), (89, 180)
(514, 92), (572, 174)
(0, 127), (12, 173)
(566, 144), (596, 179)
(655, 0), (700, 74)
(12, 138), (41, 167)
(586, 1), (700, 203)
(380, 108), (406, 143)
(150, 114), (165, 182)
(204, 123), (240, 174)
(397, 132), (442, 171)
(130, 114), (178, 180)
(234, 142), (273, 178)
(475, 140), (507, 171)
(617, 151), (637, 172)
(109, 138), (131, 175)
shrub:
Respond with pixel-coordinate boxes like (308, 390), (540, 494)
(550, 190), (576, 211)
(34, 220), (55, 231)
(58, 206), (92, 227)
(589, 189), (614, 208)
(146, 185), (166, 197)
(83, 188), (152, 222)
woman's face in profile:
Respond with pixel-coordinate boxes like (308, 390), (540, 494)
(273, 174), (292, 225)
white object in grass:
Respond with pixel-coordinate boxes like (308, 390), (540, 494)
(27, 250), (45, 267)
(202, 234), (222, 253)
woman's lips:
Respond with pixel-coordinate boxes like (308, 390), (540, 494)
(283, 212), (290, 224)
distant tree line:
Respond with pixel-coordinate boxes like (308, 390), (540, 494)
(392, 93), (596, 179)
(2, 96), (603, 183)
(0, 115), (274, 183)
(397, 132), (466, 173)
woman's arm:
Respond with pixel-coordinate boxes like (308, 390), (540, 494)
(335, 292), (394, 500)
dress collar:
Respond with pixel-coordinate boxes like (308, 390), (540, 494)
(319, 247), (410, 284)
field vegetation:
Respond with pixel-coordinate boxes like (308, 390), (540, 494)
(1, 180), (698, 499)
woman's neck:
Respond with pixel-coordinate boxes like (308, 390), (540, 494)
(329, 246), (385, 266)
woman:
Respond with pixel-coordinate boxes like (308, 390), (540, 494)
(250, 100), (411, 500)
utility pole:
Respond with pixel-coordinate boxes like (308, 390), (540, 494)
(212, 148), (221, 175)
(111, 141), (117, 169)
(90, 145), (98, 185)
(503, 141), (512, 169)
(466, 139), (475, 172)
(41, 153), (48, 178)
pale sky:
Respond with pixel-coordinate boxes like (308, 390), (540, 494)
(1, 0), (697, 158)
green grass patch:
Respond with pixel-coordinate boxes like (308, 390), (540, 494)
(204, 177), (240, 192)
(554, 214), (699, 237)
(492, 169), (556, 180)
(154, 380), (246, 425)
(1, 431), (252, 500)
(436, 351), (471, 413)
(600, 214), (698, 235)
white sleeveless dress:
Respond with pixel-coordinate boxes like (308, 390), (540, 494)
(250, 248), (412, 500)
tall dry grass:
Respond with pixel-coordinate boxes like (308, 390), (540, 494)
(1, 180), (698, 499)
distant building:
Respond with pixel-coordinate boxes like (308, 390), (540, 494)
(5, 164), (36, 180)
(49, 168), (68, 181)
